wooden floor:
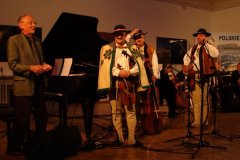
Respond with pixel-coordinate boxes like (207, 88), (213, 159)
(1, 102), (240, 160)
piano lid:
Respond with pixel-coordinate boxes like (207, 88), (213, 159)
(42, 12), (110, 67)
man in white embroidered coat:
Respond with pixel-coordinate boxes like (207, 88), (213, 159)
(98, 25), (149, 145)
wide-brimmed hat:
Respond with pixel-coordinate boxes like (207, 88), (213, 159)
(112, 24), (129, 36)
(193, 28), (211, 37)
(132, 30), (147, 40)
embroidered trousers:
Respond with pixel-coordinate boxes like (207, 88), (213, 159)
(110, 99), (136, 144)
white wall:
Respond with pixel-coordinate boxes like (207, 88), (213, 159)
(212, 6), (240, 34)
(0, 0), (239, 48)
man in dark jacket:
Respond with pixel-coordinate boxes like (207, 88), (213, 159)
(7, 14), (52, 155)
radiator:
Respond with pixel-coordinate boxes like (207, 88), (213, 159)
(0, 78), (13, 106)
(0, 84), (8, 105)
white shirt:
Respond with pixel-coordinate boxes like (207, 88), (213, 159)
(112, 43), (139, 77)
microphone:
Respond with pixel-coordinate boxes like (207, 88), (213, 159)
(169, 39), (183, 43)
(202, 39), (206, 46)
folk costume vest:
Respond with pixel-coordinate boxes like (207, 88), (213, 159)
(98, 42), (150, 92)
(142, 43), (154, 79)
(190, 44), (216, 75)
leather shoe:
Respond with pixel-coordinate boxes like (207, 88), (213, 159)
(133, 140), (143, 148)
(6, 146), (25, 156)
(191, 123), (208, 130)
(123, 140), (143, 148)
(80, 140), (95, 151)
(110, 139), (123, 148)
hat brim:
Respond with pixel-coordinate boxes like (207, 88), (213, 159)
(193, 32), (211, 37)
(132, 32), (148, 39)
(112, 30), (130, 35)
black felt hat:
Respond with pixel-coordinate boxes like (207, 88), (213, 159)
(132, 30), (147, 40)
(193, 28), (211, 37)
(113, 24), (130, 36)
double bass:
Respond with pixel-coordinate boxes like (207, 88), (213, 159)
(141, 57), (163, 134)
(173, 65), (190, 110)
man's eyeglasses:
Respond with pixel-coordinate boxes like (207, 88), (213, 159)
(21, 21), (37, 26)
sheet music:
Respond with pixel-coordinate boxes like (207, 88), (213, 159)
(68, 73), (85, 76)
(60, 58), (73, 76)
(51, 59), (63, 76)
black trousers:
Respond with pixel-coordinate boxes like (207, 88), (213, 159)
(8, 81), (47, 150)
(155, 79), (177, 116)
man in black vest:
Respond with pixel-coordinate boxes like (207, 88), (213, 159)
(132, 30), (163, 134)
(183, 28), (219, 128)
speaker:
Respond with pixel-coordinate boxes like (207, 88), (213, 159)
(27, 126), (82, 160)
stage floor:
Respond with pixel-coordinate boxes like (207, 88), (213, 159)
(1, 101), (240, 160)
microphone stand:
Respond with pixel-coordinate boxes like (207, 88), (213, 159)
(166, 44), (227, 158)
(165, 65), (199, 143)
(185, 44), (227, 158)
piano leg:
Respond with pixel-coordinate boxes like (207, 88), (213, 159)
(59, 97), (68, 128)
(42, 91), (68, 128)
(81, 100), (94, 142)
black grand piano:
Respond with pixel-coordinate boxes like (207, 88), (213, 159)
(42, 12), (111, 142)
